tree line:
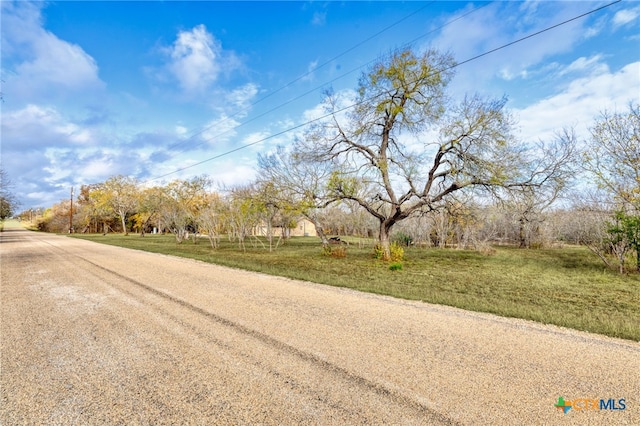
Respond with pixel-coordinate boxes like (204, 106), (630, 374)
(19, 49), (640, 272)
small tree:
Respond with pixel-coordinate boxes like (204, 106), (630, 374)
(82, 183), (118, 234)
(583, 103), (639, 209)
(583, 103), (639, 272)
(257, 145), (335, 246)
(195, 192), (226, 249)
(158, 177), (209, 243)
(502, 130), (578, 248)
(0, 168), (18, 225)
(226, 185), (263, 251)
(608, 211), (640, 273)
(133, 186), (164, 236)
(101, 175), (139, 235)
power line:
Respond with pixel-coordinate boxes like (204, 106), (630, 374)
(163, 1), (438, 153)
(163, 2), (495, 157)
(151, 1), (494, 172)
(149, 0), (620, 182)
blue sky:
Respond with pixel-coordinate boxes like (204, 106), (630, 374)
(1, 1), (638, 209)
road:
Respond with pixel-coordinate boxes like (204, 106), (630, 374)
(1, 224), (638, 425)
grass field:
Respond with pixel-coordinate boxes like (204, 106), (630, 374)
(70, 233), (640, 341)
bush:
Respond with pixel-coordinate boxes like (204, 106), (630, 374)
(389, 262), (403, 271)
(390, 242), (404, 261)
(373, 242), (405, 262)
(322, 245), (347, 259)
(373, 244), (385, 260)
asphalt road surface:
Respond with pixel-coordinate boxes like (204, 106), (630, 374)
(1, 225), (638, 425)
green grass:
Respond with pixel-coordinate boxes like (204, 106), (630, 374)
(70, 233), (640, 341)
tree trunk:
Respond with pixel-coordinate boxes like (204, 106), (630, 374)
(378, 220), (395, 261)
(120, 212), (128, 235)
(306, 214), (329, 246)
(316, 225), (330, 246)
(518, 217), (528, 248)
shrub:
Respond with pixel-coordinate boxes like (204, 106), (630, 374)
(390, 242), (404, 261)
(373, 244), (383, 259)
(331, 246), (347, 258)
(322, 245), (347, 259)
(373, 242), (405, 262)
(389, 262), (403, 271)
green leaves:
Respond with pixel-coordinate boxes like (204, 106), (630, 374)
(609, 211), (640, 248)
(357, 48), (455, 131)
(326, 171), (358, 198)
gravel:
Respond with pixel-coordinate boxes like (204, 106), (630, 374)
(1, 226), (638, 425)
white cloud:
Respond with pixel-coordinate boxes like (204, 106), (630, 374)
(160, 24), (248, 100)
(301, 88), (356, 123)
(499, 68), (528, 81)
(78, 156), (120, 180)
(208, 162), (257, 189)
(558, 55), (607, 76)
(516, 61), (640, 142)
(200, 114), (241, 147)
(1, 1), (104, 102)
(612, 7), (640, 28)
(431, 2), (506, 65)
(1, 105), (96, 150)
(18, 33), (99, 88)
(302, 102), (329, 123)
(226, 83), (259, 111)
(0, 102), (186, 207)
(167, 25), (220, 92)
(431, 2), (601, 94)
(242, 131), (271, 146)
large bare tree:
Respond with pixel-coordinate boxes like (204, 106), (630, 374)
(297, 48), (544, 260)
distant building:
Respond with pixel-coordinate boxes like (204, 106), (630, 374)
(290, 217), (317, 237)
(254, 217), (317, 237)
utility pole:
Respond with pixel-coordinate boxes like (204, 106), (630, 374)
(69, 187), (74, 233)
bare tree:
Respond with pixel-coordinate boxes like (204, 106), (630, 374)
(257, 145), (336, 246)
(583, 103), (640, 209)
(583, 103), (640, 271)
(195, 192), (226, 249)
(0, 168), (18, 225)
(226, 185), (263, 251)
(298, 48), (549, 260)
(502, 129), (578, 248)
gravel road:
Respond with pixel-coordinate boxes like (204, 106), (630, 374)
(1, 225), (638, 425)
